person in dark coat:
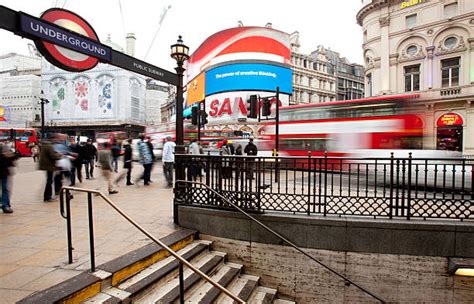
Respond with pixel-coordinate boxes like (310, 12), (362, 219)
(115, 139), (133, 186)
(83, 139), (97, 179)
(0, 143), (15, 213)
(244, 137), (258, 179)
(39, 134), (61, 202)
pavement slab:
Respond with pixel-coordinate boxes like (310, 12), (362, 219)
(0, 158), (178, 303)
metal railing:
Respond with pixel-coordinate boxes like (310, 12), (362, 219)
(59, 186), (244, 304)
(175, 153), (473, 221)
(177, 180), (386, 303)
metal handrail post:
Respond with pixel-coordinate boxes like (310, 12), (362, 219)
(179, 262), (185, 304)
(87, 192), (96, 272)
(65, 189), (73, 264)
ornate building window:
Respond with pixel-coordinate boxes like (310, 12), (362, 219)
(444, 3), (457, 18)
(444, 37), (458, 49)
(406, 45), (418, 56)
(404, 65), (420, 92)
(406, 14), (417, 29)
(441, 57), (460, 87)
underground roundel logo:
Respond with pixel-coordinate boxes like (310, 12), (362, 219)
(35, 8), (101, 72)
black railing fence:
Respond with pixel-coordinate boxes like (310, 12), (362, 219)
(175, 153), (473, 221)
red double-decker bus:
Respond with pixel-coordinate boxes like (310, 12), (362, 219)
(0, 128), (39, 157)
(261, 94), (425, 158)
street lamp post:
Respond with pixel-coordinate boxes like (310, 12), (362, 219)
(38, 90), (50, 139)
(171, 35), (189, 224)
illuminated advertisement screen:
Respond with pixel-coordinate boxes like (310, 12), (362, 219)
(205, 63), (292, 96)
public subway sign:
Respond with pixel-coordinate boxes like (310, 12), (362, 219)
(437, 113), (463, 127)
(20, 9), (111, 72)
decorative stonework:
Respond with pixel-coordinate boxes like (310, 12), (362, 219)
(426, 45), (435, 59)
(389, 53), (399, 66)
(379, 16), (390, 27)
(399, 44), (426, 63)
(468, 38), (474, 50)
(427, 29), (434, 35)
(435, 35), (467, 56)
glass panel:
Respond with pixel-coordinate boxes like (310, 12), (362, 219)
(444, 37), (458, 49)
(442, 69), (450, 87)
(405, 75), (412, 92)
(444, 3), (457, 18)
(413, 74), (420, 91)
(406, 14), (417, 28)
(451, 67), (459, 86)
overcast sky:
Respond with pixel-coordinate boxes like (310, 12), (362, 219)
(0, 0), (365, 72)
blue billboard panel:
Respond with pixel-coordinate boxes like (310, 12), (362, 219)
(205, 63), (292, 96)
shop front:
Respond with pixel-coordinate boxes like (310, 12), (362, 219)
(436, 112), (463, 152)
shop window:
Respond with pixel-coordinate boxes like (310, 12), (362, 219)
(441, 57), (460, 87)
(406, 14), (417, 29)
(436, 113), (463, 152)
(404, 65), (420, 92)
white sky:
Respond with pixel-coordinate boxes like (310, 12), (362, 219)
(0, 0), (365, 73)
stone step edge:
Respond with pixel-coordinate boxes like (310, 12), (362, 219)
(17, 229), (198, 304)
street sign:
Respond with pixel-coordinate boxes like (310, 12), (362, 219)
(0, 6), (178, 84)
(21, 9), (111, 72)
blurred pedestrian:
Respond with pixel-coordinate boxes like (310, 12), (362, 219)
(0, 143), (16, 213)
(98, 142), (118, 194)
(69, 137), (84, 183)
(67, 137), (79, 186)
(53, 134), (72, 195)
(39, 134), (61, 202)
(136, 134), (153, 186)
(146, 137), (155, 182)
(83, 139), (97, 179)
(220, 139), (232, 178)
(115, 139), (133, 186)
(30, 142), (39, 162)
(188, 139), (201, 181)
(111, 138), (121, 173)
(162, 136), (175, 188)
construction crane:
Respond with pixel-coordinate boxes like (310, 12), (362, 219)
(144, 5), (172, 61)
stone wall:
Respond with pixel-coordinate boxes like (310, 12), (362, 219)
(178, 206), (474, 303)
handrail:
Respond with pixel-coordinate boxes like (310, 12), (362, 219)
(178, 180), (386, 303)
(58, 186), (244, 304)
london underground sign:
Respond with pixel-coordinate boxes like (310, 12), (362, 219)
(21, 9), (111, 72)
(0, 5), (178, 85)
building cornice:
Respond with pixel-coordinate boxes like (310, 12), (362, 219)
(356, 0), (390, 26)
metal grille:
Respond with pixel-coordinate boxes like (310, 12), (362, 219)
(176, 154), (473, 221)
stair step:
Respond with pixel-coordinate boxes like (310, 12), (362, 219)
(215, 274), (260, 304)
(273, 299), (296, 304)
(83, 287), (129, 303)
(121, 241), (210, 295)
(184, 262), (242, 303)
(248, 286), (277, 304)
(135, 251), (226, 303)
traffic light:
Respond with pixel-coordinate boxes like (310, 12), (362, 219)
(261, 98), (271, 116)
(201, 110), (208, 125)
(191, 106), (198, 125)
(247, 95), (258, 119)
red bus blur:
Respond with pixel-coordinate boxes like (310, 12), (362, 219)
(261, 94), (425, 158)
(0, 128), (39, 157)
(96, 131), (128, 148)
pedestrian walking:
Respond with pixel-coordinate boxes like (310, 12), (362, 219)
(111, 139), (121, 173)
(83, 139), (97, 179)
(136, 134), (153, 186)
(162, 136), (175, 188)
(69, 138), (84, 183)
(53, 134), (72, 195)
(146, 137), (155, 183)
(114, 139), (133, 186)
(188, 139), (201, 181)
(0, 143), (16, 213)
(67, 137), (80, 186)
(220, 139), (232, 179)
(39, 134), (61, 202)
(30, 142), (39, 162)
(97, 142), (118, 194)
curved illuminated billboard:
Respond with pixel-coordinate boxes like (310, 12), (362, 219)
(205, 63), (292, 96)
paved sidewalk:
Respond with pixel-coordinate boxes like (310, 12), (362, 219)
(0, 158), (178, 303)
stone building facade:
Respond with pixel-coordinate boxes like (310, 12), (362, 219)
(312, 46), (365, 101)
(357, 0), (474, 154)
(0, 53), (42, 128)
(290, 32), (337, 104)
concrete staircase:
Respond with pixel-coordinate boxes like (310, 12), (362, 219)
(19, 229), (294, 304)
